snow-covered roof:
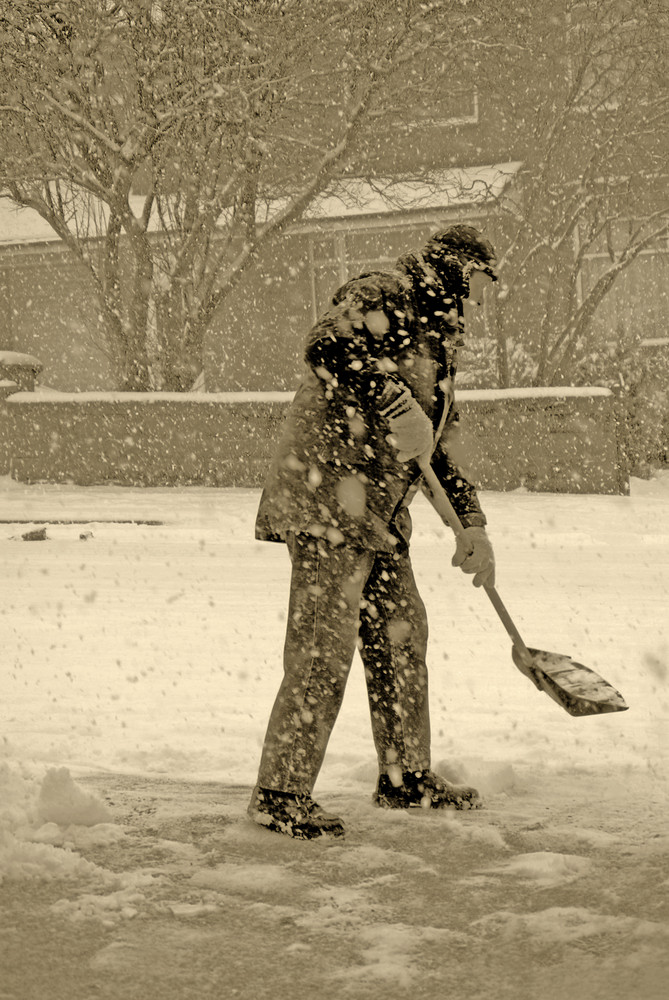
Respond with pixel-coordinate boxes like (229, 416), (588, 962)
(0, 162), (521, 247)
(261, 162), (522, 224)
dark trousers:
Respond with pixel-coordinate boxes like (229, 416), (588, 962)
(256, 532), (431, 795)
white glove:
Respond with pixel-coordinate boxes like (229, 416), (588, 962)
(380, 387), (434, 462)
(452, 526), (495, 588)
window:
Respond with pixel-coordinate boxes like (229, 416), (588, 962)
(404, 90), (479, 129)
(307, 220), (493, 342)
(381, 48), (479, 129)
(582, 218), (669, 258)
(579, 217), (669, 342)
(308, 223), (435, 317)
(566, 0), (651, 112)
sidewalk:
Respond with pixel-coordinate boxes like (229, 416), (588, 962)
(0, 476), (258, 529)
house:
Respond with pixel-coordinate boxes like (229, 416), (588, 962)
(1, 3), (666, 394)
(0, 162), (522, 392)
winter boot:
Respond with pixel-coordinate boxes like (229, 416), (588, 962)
(373, 769), (482, 811)
(248, 786), (345, 840)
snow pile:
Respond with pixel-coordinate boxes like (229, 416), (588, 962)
(337, 921), (462, 987)
(193, 862), (309, 897)
(321, 843), (436, 873)
(36, 766), (113, 826)
(0, 763), (122, 883)
(50, 885), (149, 929)
(482, 850), (593, 885)
(164, 900), (221, 918)
(433, 756), (518, 797)
(474, 906), (669, 946)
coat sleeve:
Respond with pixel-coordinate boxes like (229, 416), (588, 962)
(431, 407), (487, 529)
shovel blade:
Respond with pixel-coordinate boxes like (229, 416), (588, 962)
(512, 647), (629, 717)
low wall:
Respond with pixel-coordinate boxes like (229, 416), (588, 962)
(455, 387), (626, 494)
(0, 386), (627, 493)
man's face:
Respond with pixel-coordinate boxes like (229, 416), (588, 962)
(468, 269), (494, 306)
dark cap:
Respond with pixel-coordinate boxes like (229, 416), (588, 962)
(423, 224), (498, 281)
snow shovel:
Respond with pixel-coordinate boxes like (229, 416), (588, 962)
(418, 458), (629, 717)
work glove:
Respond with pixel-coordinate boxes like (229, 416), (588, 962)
(452, 526), (495, 588)
(380, 387), (434, 462)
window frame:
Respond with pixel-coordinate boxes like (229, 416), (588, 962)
(565, 0), (645, 113)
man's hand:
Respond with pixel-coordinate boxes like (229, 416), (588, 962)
(380, 387), (434, 462)
(452, 526), (495, 588)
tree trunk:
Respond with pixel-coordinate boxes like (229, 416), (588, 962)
(114, 232), (157, 390)
(150, 289), (205, 392)
(117, 325), (153, 391)
(491, 297), (510, 387)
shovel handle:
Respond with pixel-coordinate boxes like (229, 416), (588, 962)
(417, 457), (538, 676)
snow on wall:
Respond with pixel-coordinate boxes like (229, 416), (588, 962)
(5, 386), (612, 405)
(0, 162), (521, 247)
(6, 389), (296, 405)
(458, 386), (613, 402)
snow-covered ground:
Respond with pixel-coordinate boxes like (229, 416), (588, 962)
(1, 473), (668, 999)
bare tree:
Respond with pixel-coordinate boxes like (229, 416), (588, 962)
(0, 0), (481, 390)
(480, 0), (669, 387)
(2, 1), (664, 391)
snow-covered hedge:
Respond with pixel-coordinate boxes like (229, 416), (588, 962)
(454, 387), (625, 494)
(0, 387), (626, 493)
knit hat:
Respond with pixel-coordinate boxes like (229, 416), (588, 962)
(422, 225), (498, 282)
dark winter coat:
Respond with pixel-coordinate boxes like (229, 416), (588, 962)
(255, 250), (487, 551)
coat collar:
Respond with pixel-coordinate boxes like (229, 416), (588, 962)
(396, 250), (467, 303)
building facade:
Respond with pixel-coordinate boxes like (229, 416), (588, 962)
(1, 2), (667, 394)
